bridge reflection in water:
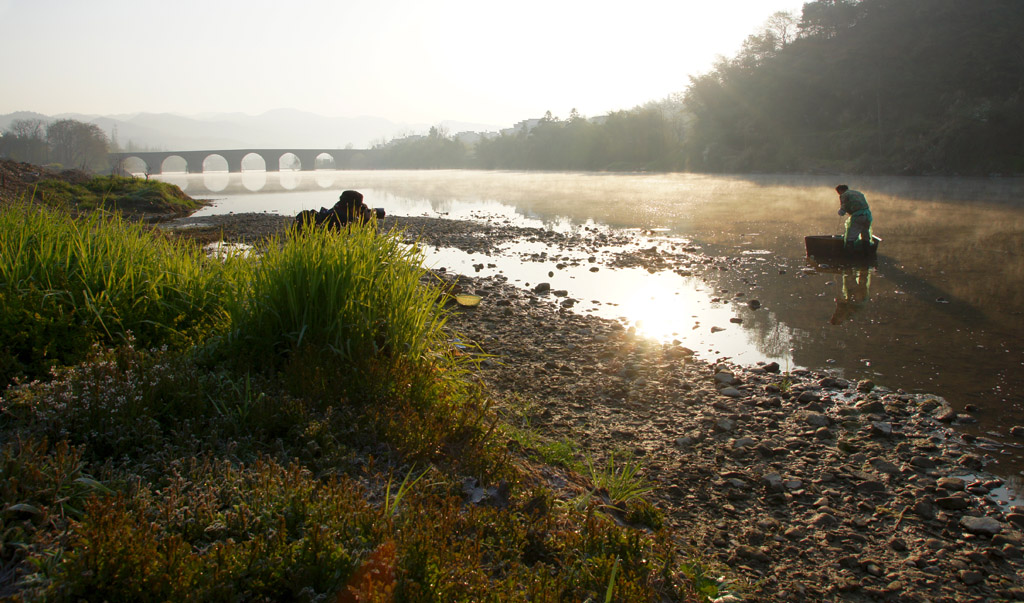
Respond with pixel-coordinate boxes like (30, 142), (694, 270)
(156, 170), (355, 195)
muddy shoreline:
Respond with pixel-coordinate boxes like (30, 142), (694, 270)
(161, 212), (1024, 601)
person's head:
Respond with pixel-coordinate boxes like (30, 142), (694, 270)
(835, 184), (849, 195)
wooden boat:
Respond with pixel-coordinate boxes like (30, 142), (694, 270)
(805, 235), (880, 258)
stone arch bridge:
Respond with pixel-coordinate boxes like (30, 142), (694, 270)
(109, 148), (377, 174)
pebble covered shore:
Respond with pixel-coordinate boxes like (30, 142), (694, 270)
(162, 212), (1024, 601)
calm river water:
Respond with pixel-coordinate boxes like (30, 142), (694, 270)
(160, 169), (1024, 484)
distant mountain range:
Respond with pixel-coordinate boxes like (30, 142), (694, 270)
(0, 109), (504, 151)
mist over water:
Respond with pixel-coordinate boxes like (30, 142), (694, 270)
(162, 169), (1024, 482)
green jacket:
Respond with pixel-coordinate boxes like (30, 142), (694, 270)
(839, 189), (871, 218)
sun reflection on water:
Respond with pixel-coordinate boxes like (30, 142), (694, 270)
(421, 242), (791, 366)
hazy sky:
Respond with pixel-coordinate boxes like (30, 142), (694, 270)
(0, 0), (802, 128)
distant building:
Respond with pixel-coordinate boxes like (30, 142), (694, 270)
(379, 134), (425, 148)
(501, 118), (543, 137)
(454, 131), (482, 146)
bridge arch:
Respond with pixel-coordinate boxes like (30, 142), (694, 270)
(201, 154), (229, 172)
(278, 152), (302, 171)
(162, 156), (187, 173)
(119, 156), (148, 176)
(314, 152), (336, 169)
(241, 152), (266, 171)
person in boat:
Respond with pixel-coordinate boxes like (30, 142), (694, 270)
(835, 184), (874, 252)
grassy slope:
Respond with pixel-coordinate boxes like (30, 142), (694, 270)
(0, 159), (202, 218)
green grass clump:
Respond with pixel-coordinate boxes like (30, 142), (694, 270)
(0, 202), (232, 385)
(584, 451), (655, 507)
(223, 222), (446, 375)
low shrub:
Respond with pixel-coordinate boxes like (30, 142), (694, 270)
(1, 343), (211, 461)
(0, 437), (108, 595)
(33, 457), (382, 602)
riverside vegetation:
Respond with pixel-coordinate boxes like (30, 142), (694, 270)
(0, 175), (718, 600)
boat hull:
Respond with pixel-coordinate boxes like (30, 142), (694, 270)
(805, 235), (879, 258)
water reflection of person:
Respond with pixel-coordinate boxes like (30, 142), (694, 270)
(830, 266), (871, 325)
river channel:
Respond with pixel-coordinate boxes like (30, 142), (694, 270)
(159, 169), (1024, 485)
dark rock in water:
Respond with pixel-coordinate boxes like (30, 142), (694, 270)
(533, 282), (551, 294)
(1010, 425), (1024, 438)
(763, 362), (780, 374)
(748, 299), (761, 309)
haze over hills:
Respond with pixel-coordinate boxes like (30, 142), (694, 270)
(0, 109), (504, 151)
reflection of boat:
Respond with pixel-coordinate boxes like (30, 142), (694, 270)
(805, 235), (880, 258)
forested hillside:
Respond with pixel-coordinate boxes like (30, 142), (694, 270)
(442, 0), (1022, 175)
(683, 0), (1024, 175)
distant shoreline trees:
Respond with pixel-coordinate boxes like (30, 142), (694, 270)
(1, 117), (110, 171)
(681, 0), (1024, 175)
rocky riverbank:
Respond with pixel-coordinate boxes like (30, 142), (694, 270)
(161, 212), (1024, 601)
